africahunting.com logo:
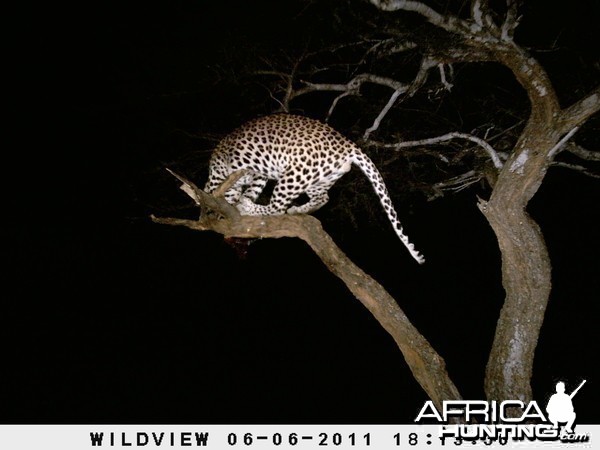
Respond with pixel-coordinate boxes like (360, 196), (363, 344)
(415, 380), (590, 444)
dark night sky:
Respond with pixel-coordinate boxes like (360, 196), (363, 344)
(4, 1), (599, 424)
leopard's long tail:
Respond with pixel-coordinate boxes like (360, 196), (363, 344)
(351, 149), (425, 264)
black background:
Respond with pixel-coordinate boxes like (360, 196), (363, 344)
(4, 0), (599, 424)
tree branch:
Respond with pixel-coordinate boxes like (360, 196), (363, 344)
(470, 0), (495, 30)
(370, 0), (448, 29)
(291, 73), (409, 100)
(428, 170), (484, 200)
(363, 89), (403, 139)
(370, 0), (490, 37)
(438, 64), (453, 91)
(290, 73), (411, 123)
(315, 57), (438, 139)
(406, 57), (438, 96)
(326, 92), (352, 122)
(152, 181), (463, 410)
(370, 131), (504, 169)
(563, 142), (600, 161)
(546, 127), (580, 161)
(551, 162), (600, 179)
(501, 0), (522, 41)
(558, 85), (600, 132)
(364, 39), (418, 60)
(165, 168), (245, 219)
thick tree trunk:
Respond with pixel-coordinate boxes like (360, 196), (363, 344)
(479, 121), (558, 405)
(480, 46), (598, 405)
(480, 201), (551, 404)
(477, 44), (561, 405)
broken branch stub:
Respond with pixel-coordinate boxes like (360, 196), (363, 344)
(166, 168), (243, 219)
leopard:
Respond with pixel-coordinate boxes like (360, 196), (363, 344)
(204, 114), (425, 264)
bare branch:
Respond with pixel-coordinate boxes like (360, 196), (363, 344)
(165, 168), (203, 205)
(559, 85), (600, 132)
(292, 73), (410, 100)
(429, 170), (484, 200)
(266, 88), (288, 113)
(501, 0), (522, 41)
(438, 64), (453, 91)
(547, 127), (580, 160)
(361, 61), (441, 141)
(407, 57), (438, 96)
(564, 142), (600, 161)
(364, 90), (404, 140)
(291, 81), (350, 98)
(253, 70), (291, 79)
(369, 144), (451, 163)
(290, 73), (413, 123)
(370, 0), (491, 37)
(282, 58), (304, 113)
(364, 39), (418, 60)
(373, 131), (504, 169)
(471, 0), (485, 28)
(362, 57), (438, 139)
(370, 0), (447, 28)
(326, 92), (352, 122)
(290, 54), (427, 140)
(551, 162), (600, 179)
(471, 0), (495, 29)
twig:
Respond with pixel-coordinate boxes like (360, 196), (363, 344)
(364, 90), (404, 139)
(551, 162), (600, 179)
(563, 142), (600, 161)
(291, 73), (408, 100)
(547, 127), (579, 160)
(501, 0), (522, 41)
(435, 170), (482, 188)
(438, 64), (453, 91)
(361, 58), (437, 138)
(326, 92), (352, 122)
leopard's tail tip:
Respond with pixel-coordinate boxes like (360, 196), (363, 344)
(406, 242), (425, 265)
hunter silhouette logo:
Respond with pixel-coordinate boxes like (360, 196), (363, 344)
(546, 380), (586, 434)
(415, 379), (591, 443)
